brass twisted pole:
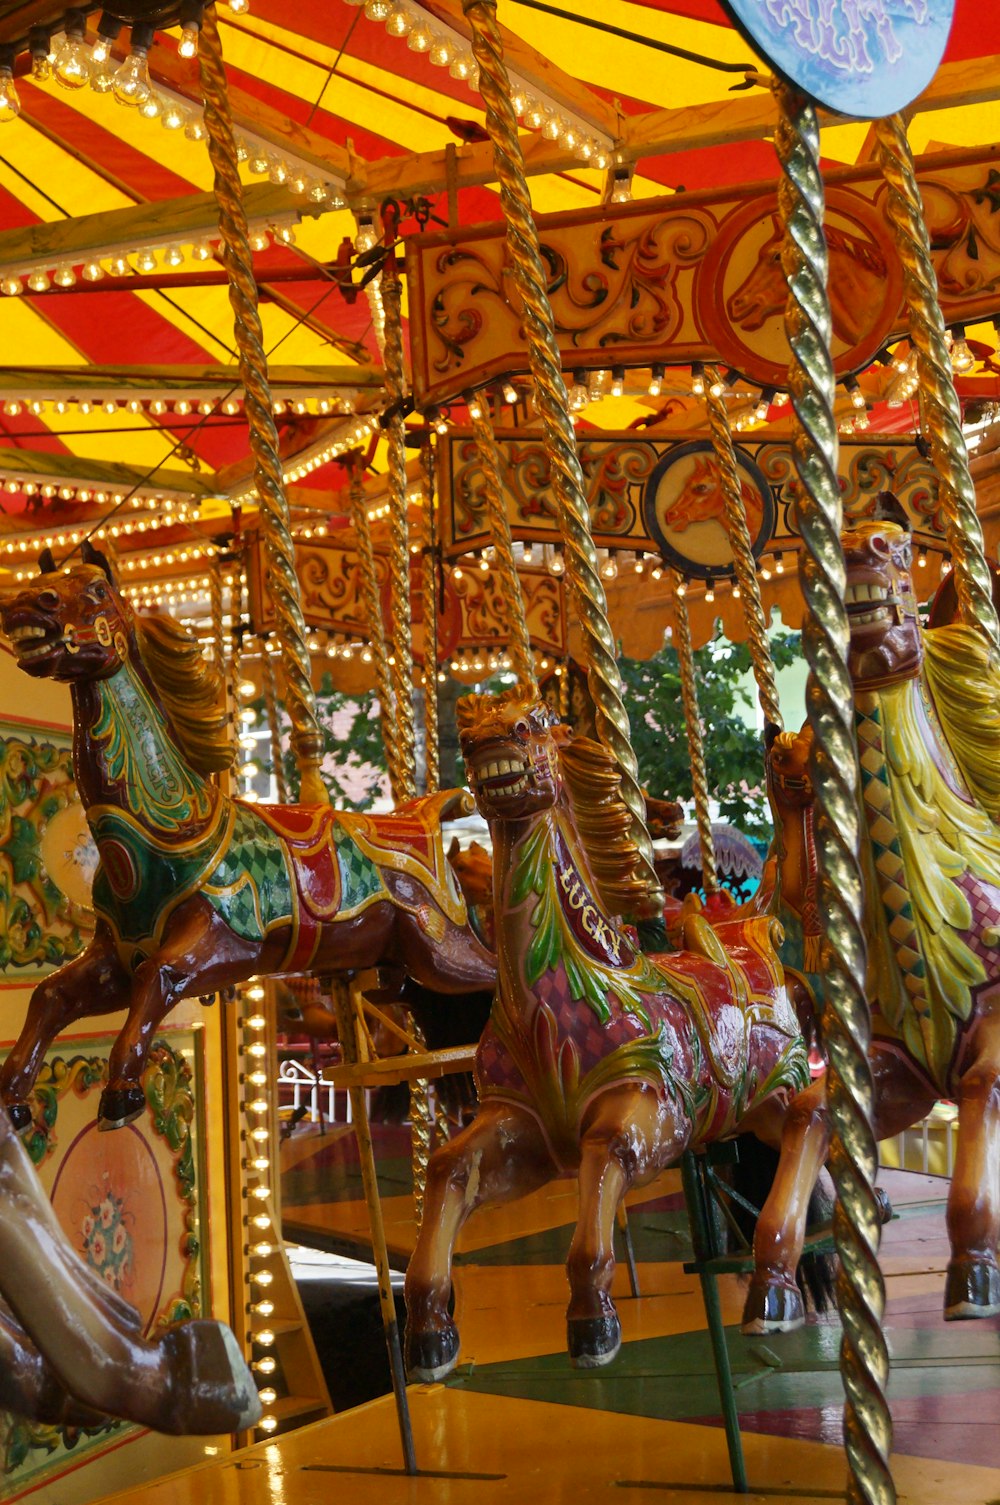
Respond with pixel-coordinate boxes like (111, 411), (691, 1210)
(261, 640), (288, 804)
(349, 463), (403, 802)
(209, 555), (226, 672)
(199, 8), (327, 806)
(874, 113), (1000, 655)
(671, 578), (718, 895)
(704, 370), (783, 731)
(460, 0), (662, 914)
(775, 83), (891, 1505)
(381, 260), (417, 804)
(420, 443), (441, 793)
(470, 403), (538, 693)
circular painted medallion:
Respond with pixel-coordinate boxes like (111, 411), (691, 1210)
(643, 441), (775, 581)
(694, 186), (903, 389)
(718, 0), (955, 121)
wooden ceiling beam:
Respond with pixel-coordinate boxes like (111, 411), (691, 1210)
(0, 364), (385, 397)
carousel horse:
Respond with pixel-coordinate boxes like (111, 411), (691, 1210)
(0, 547), (496, 1132)
(0, 1103), (259, 1432)
(745, 511), (1000, 1332)
(404, 687), (809, 1378)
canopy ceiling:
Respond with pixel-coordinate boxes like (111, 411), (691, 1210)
(0, 0), (997, 599)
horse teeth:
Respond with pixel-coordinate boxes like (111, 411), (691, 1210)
(8, 625), (45, 641)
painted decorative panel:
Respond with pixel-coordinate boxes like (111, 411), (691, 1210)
(0, 1028), (210, 1495)
(0, 717), (96, 984)
(406, 147), (1000, 401)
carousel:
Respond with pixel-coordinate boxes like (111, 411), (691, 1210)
(0, 1), (996, 1502)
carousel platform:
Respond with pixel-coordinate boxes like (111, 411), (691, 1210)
(94, 1157), (1000, 1505)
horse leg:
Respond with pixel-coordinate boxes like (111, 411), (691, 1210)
(566, 1083), (688, 1368)
(945, 1010), (1000, 1318)
(100, 900), (258, 1130)
(404, 1099), (555, 1381)
(744, 1052), (935, 1334)
(0, 923), (129, 1130)
(0, 1309), (107, 1428)
(0, 1111), (260, 1433)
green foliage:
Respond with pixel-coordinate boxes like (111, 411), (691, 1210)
(618, 628), (801, 843)
(257, 673), (390, 809)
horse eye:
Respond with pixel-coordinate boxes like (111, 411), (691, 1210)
(513, 719), (530, 740)
(869, 534), (890, 556)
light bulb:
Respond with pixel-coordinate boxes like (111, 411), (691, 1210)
(568, 380), (588, 412)
(162, 102), (187, 130)
(429, 36), (454, 65)
(138, 92), (161, 119)
(450, 52), (474, 79)
(691, 362), (705, 397)
(950, 336), (975, 373)
(27, 270), (49, 292)
(610, 367), (625, 398)
(53, 31), (92, 90)
(82, 261), (103, 282)
(163, 243), (184, 268)
(229, 0), (250, 11)
(366, 0), (393, 17)
(53, 262), (77, 287)
(0, 64), (21, 121)
(648, 365), (664, 398)
(113, 43), (152, 108)
(135, 248), (158, 273)
(407, 23), (433, 50)
(178, 22), (199, 58)
(385, 2), (413, 33)
(191, 239), (214, 260)
(107, 255), (129, 277)
(258, 1387), (277, 1406)
(548, 548), (565, 576)
(185, 116), (206, 141)
(258, 1416), (278, 1433)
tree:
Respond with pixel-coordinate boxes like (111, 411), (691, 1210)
(254, 674), (390, 809)
(618, 629), (801, 842)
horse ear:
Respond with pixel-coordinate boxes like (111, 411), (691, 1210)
(38, 547), (57, 574)
(872, 491), (911, 532)
(80, 538), (115, 583)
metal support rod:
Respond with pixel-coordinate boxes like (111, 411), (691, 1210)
(332, 985), (417, 1474)
(672, 578), (718, 895)
(210, 556), (226, 673)
(460, 0), (662, 915)
(775, 81), (891, 1505)
(874, 113), (1000, 656)
(199, 7), (327, 805)
(260, 640), (288, 804)
(420, 443), (441, 794)
(704, 370), (783, 731)
(470, 403), (538, 693)
(350, 461), (402, 801)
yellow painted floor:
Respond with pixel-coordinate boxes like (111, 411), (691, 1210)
(88, 1160), (1000, 1505)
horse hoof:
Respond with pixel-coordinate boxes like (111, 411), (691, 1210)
(98, 1085), (146, 1131)
(741, 1278), (805, 1336)
(159, 1321), (262, 1434)
(405, 1322), (460, 1383)
(944, 1258), (1000, 1320)
(567, 1313), (622, 1369)
(6, 1101), (32, 1134)
(874, 1187), (893, 1225)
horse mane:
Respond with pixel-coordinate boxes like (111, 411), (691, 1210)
(557, 735), (651, 916)
(922, 622), (1000, 827)
(134, 611), (235, 774)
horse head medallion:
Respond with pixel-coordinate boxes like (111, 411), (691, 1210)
(1, 545), (131, 682)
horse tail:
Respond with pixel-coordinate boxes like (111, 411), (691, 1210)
(727, 1134), (837, 1315)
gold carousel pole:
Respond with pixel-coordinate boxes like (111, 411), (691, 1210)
(671, 577), (719, 895)
(775, 82), (891, 1505)
(199, 7), (327, 805)
(703, 369), (783, 731)
(209, 554), (227, 674)
(349, 460), (402, 801)
(420, 442), (441, 793)
(459, 0), (662, 913)
(874, 113), (1000, 654)
(260, 641), (288, 804)
(470, 399), (538, 694)
(380, 246), (417, 807)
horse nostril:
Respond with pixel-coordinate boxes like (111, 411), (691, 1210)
(869, 535), (890, 556)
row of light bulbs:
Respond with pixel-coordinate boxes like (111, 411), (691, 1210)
(238, 975), (280, 1436)
(2, 391), (355, 418)
(5, 501), (199, 568)
(342, 0), (613, 168)
(230, 418), (379, 505)
(0, 221), (299, 300)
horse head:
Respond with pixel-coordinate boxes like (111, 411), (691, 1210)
(457, 685), (562, 822)
(727, 217), (783, 333)
(768, 724), (814, 812)
(664, 453), (724, 532)
(0, 543), (133, 683)
(843, 500), (921, 689)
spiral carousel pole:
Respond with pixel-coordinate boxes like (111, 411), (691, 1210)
(459, 0), (661, 912)
(775, 82), (891, 1505)
(420, 442), (441, 794)
(470, 401), (538, 694)
(671, 578), (719, 895)
(349, 461), (403, 802)
(704, 370), (783, 732)
(874, 113), (1000, 655)
(260, 639), (289, 804)
(199, 8), (327, 805)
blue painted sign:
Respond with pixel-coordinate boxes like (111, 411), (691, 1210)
(719, 1), (955, 120)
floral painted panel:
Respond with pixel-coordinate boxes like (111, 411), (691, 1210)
(0, 717), (96, 980)
(0, 1030), (210, 1493)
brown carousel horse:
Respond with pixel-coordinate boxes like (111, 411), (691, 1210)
(746, 512), (1000, 1331)
(404, 687), (809, 1379)
(0, 547), (495, 1132)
